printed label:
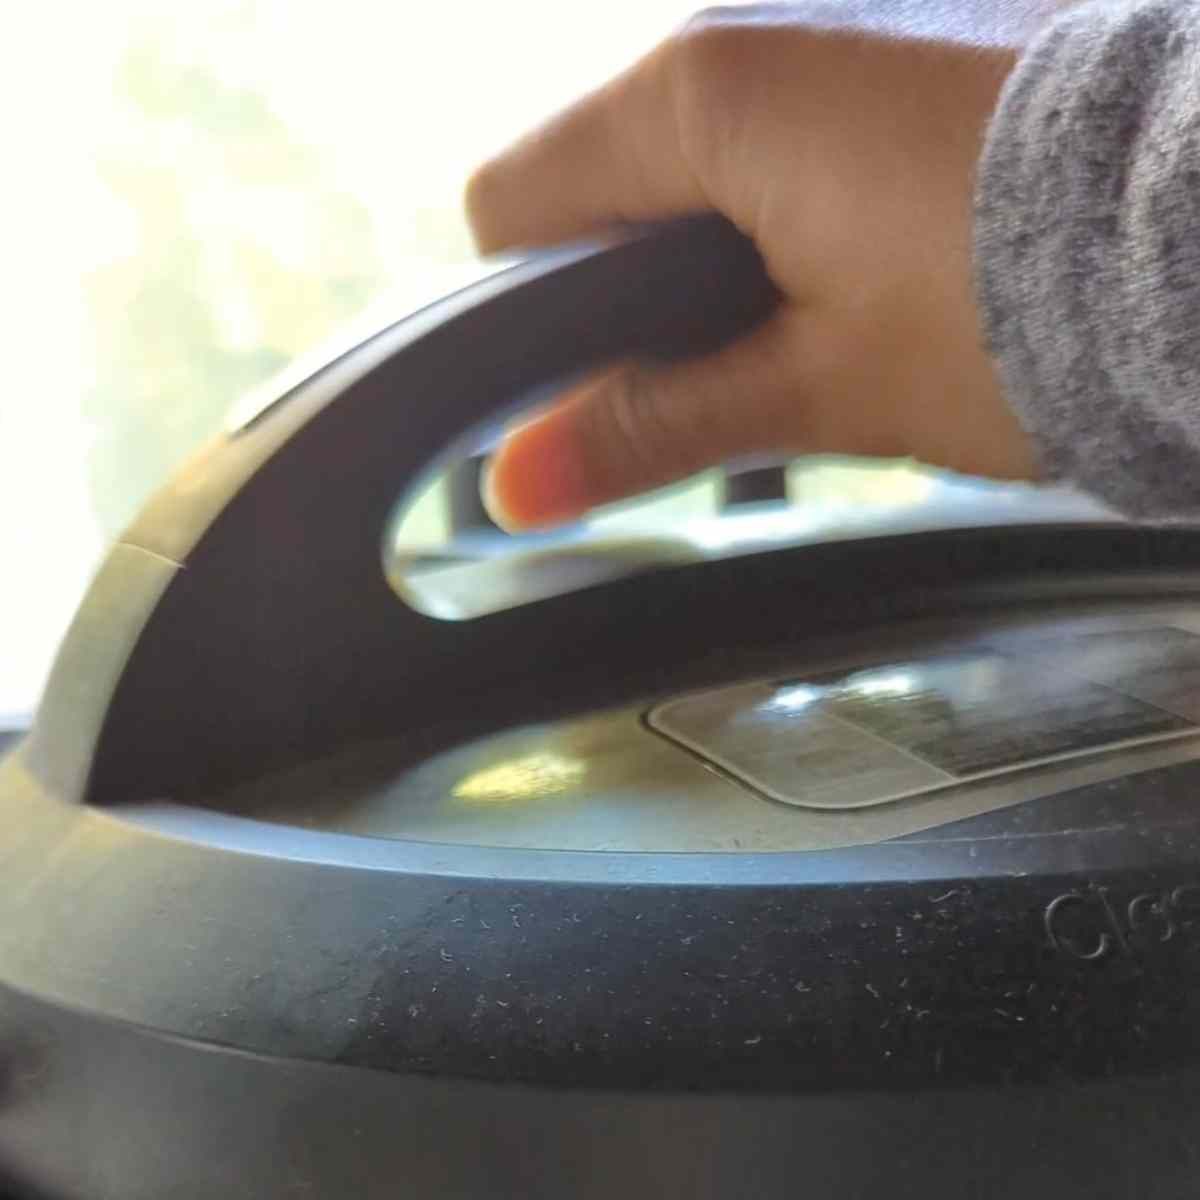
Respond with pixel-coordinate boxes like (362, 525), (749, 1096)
(649, 627), (1200, 810)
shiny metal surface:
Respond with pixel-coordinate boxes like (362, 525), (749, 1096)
(211, 603), (1200, 853)
(393, 479), (1114, 619)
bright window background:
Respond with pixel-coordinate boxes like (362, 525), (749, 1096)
(0, 0), (944, 721)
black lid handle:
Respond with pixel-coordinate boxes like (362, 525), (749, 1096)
(46, 215), (779, 802)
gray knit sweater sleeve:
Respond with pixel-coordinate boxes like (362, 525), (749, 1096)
(975, 0), (1200, 518)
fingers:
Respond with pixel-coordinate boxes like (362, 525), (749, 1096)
(482, 314), (808, 530)
(464, 40), (710, 254)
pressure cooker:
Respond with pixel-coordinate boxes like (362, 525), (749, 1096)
(5, 216), (1200, 1199)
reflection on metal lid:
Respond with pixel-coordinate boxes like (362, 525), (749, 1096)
(762, 684), (822, 713)
(453, 752), (585, 806)
(837, 670), (919, 699)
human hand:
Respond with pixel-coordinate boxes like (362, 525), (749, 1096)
(467, 3), (1039, 529)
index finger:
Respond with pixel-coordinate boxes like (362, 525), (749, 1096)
(464, 39), (712, 254)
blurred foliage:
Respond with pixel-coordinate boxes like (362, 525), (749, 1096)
(78, 14), (935, 544)
(85, 41), (384, 533)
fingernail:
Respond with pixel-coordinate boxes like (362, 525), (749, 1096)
(479, 455), (519, 531)
(479, 410), (592, 532)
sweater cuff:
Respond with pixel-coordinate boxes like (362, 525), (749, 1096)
(975, 0), (1200, 518)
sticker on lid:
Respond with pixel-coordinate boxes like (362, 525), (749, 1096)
(648, 630), (1200, 810)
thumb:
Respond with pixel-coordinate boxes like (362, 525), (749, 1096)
(482, 316), (803, 531)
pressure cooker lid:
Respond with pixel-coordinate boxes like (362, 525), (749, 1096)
(203, 598), (1200, 854)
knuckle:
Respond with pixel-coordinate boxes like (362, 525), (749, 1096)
(667, 8), (768, 192)
(672, 9), (744, 84)
(673, 4), (786, 64)
(598, 371), (705, 486)
(677, 5), (741, 37)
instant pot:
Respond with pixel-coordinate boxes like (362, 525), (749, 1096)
(4, 216), (1200, 1199)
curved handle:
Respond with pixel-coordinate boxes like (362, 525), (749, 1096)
(135, 214), (778, 565)
(46, 215), (779, 803)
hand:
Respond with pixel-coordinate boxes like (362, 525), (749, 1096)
(466, 3), (1039, 530)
